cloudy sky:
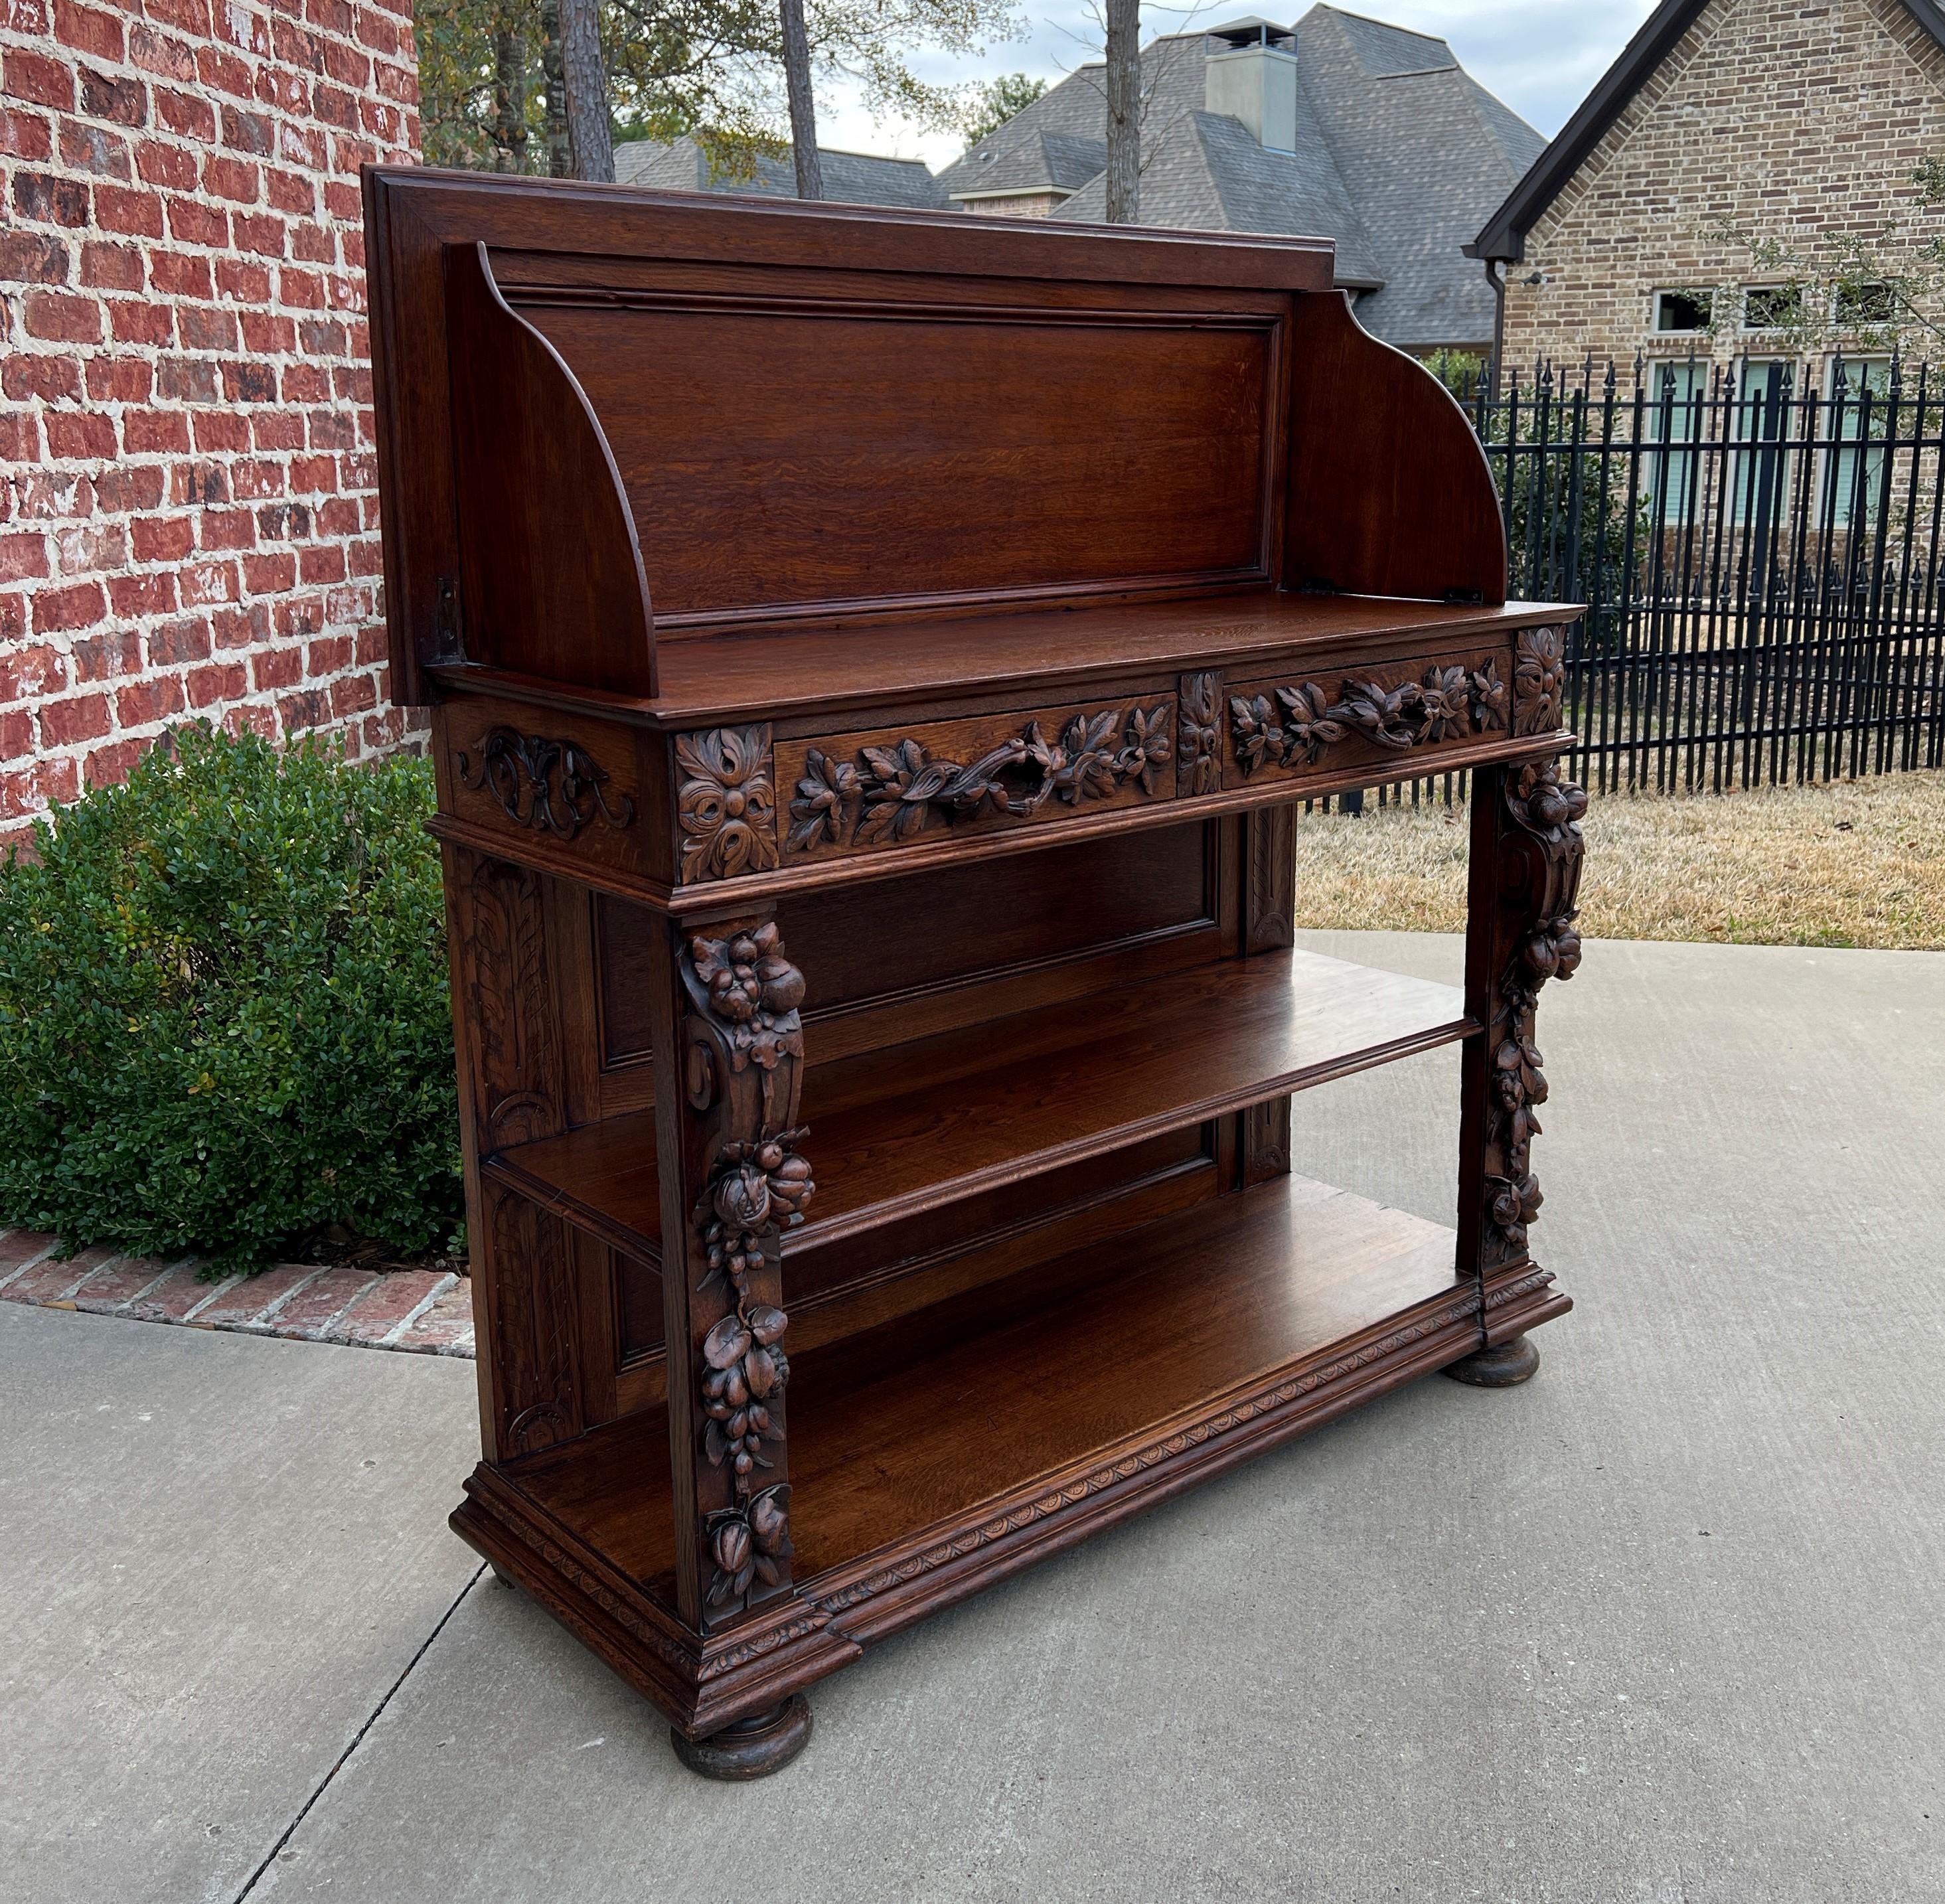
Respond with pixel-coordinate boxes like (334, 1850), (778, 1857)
(816, 0), (1660, 170)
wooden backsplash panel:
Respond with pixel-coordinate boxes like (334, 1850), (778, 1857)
(532, 299), (1277, 621)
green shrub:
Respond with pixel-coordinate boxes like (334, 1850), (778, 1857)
(0, 724), (461, 1273)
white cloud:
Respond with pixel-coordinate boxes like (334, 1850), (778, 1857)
(813, 0), (1660, 171)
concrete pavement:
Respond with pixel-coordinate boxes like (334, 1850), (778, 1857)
(5, 935), (1942, 1903)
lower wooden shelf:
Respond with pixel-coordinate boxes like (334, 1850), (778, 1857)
(452, 1166), (1569, 1731)
(485, 945), (1472, 1269)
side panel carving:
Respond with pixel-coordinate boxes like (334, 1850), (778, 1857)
(676, 920), (813, 1625)
(462, 856), (566, 1152)
(1472, 757), (1586, 1271)
(486, 1184), (585, 1455)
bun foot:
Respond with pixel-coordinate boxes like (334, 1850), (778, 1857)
(672, 1696), (813, 1781)
(1442, 1332), (1541, 1387)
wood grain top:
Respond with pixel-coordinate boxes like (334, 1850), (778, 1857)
(435, 590), (1577, 729)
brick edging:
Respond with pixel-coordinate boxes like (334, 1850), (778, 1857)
(0, 1226), (473, 1356)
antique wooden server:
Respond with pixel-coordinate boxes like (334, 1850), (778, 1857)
(363, 167), (1587, 1779)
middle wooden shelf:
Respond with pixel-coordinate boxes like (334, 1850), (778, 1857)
(484, 945), (1472, 1266)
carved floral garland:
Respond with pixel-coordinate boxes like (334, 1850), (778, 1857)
(1483, 759), (1586, 1261)
(787, 704), (1173, 853)
(1229, 660), (1508, 777)
(681, 922), (815, 1616)
(456, 727), (635, 839)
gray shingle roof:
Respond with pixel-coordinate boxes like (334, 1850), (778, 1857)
(937, 5), (1543, 349)
(615, 137), (949, 210)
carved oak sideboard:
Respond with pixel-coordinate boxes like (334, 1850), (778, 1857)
(363, 169), (1586, 1779)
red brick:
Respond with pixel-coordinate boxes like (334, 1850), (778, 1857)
(329, 670), (374, 718)
(297, 542), (346, 584)
(116, 672), (185, 723)
(133, 30), (199, 86)
(147, 617), (210, 666)
(39, 690), (112, 744)
(190, 1261), (323, 1328)
(78, 239), (142, 289)
(187, 660), (246, 704)
(0, 1230), (60, 1283)
(109, 572), (178, 618)
(179, 561), (238, 607)
(216, 257), (273, 303)
(0, 755), (80, 823)
(71, 1253), (178, 1313)
(151, 80), (213, 134)
(131, 515), (194, 562)
(191, 411), (250, 453)
(137, 135), (198, 189)
(242, 551), (295, 592)
(0, 231), (70, 283)
(202, 153), (258, 200)
(3, 354), (80, 402)
(82, 736), (148, 788)
(33, 582), (106, 634)
(72, 630), (139, 680)
(107, 296), (173, 344)
(22, 289), (102, 344)
(95, 463), (165, 511)
(125, 1261), (237, 1321)
(198, 508), (256, 550)
(92, 182), (163, 236)
(0, 534), (48, 584)
(43, 410), (117, 459)
(77, 64), (145, 125)
(54, 0), (124, 60)
(328, 1268), (452, 1344)
(57, 119), (131, 177)
(232, 210), (285, 257)
(13, 170), (90, 225)
(250, 642), (300, 688)
(0, 643), (68, 704)
(4, 1244), (123, 1306)
(265, 1263), (378, 1337)
(178, 304), (238, 350)
(163, 195), (226, 248)
(4, 49), (75, 112)
(0, 708), (37, 760)
(0, 106), (54, 160)
(392, 1280), (474, 1354)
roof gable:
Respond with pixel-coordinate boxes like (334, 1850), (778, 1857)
(1472, 0), (1945, 260)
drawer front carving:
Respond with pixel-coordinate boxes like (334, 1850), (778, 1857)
(441, 697), (649, 878)
(779, 697), (1177, 861)
(1225, 645), (1513, 785)
(676, 724), (780, 882)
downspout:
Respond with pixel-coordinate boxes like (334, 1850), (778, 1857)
(1484, 256), (1507, 400)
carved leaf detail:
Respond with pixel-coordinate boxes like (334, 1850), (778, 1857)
(676, 725), (779, 883)
(457, 727), (634, 839)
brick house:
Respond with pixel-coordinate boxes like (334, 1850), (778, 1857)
(0, 0), (420, 839)
(1470, 0), (1945, 389)
(935, 9), (1544, 357)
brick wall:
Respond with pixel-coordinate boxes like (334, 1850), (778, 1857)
(1500, 0), (1945, 378)
(0, 0), (421, 839)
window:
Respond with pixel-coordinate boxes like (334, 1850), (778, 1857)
(1653, 289), (1713, 333)
(1742, 285), (1804, 331)
(1823, 359), (1892, 526)
(1835, 281), (1894, 326)
(1729, 359), (1792, 526)
(1646, 358), (1709, 522)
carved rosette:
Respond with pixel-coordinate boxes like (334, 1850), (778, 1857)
(1481, 758), (1587, 1268)
(678, 921), (813, 1623)
(457, 727), (635, 839)
(1513, 625), (1567, 736)
(676, 726), (779, 882)
(1177, 671), (1222, 796)
(1229, 659), (1507, 777)
(786, 703), (1173, 853)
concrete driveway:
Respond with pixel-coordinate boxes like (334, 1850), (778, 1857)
(4, 933), (1941, 1904)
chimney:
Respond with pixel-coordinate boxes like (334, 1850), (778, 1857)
(1204, 19), (1299, 153)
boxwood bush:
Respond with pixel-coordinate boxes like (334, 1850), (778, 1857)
(0, 724), (462, 1273)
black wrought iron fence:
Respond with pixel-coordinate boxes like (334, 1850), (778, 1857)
(1456, 354), (1945, 795)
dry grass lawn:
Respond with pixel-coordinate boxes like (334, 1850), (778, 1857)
(1290, 769), (1945, 950)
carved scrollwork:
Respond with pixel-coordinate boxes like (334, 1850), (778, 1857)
(785, 703), (1174, 853)
(678, 920), (811, 1623)
(1482, 759), (1587, 1265)
(457, 727), (635, 839)
(676, 726), (779, 882)
(1177, 671), (1222, 796)
(1513, 625), (1567, 736)
(1229, 659), (1507, 777)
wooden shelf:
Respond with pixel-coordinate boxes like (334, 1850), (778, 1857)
(485, 945), (1472, 1265)
(510, 1168), (1465, 1597)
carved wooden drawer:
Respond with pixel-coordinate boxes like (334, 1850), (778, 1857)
(439, 696), (650, 877)
(775, 694), (1178, 864)
(1223, 643), (1517, 787)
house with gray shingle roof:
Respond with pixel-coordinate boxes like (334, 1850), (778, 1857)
(615, 136), (949, 210)
(936, 8), (1545, 353)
